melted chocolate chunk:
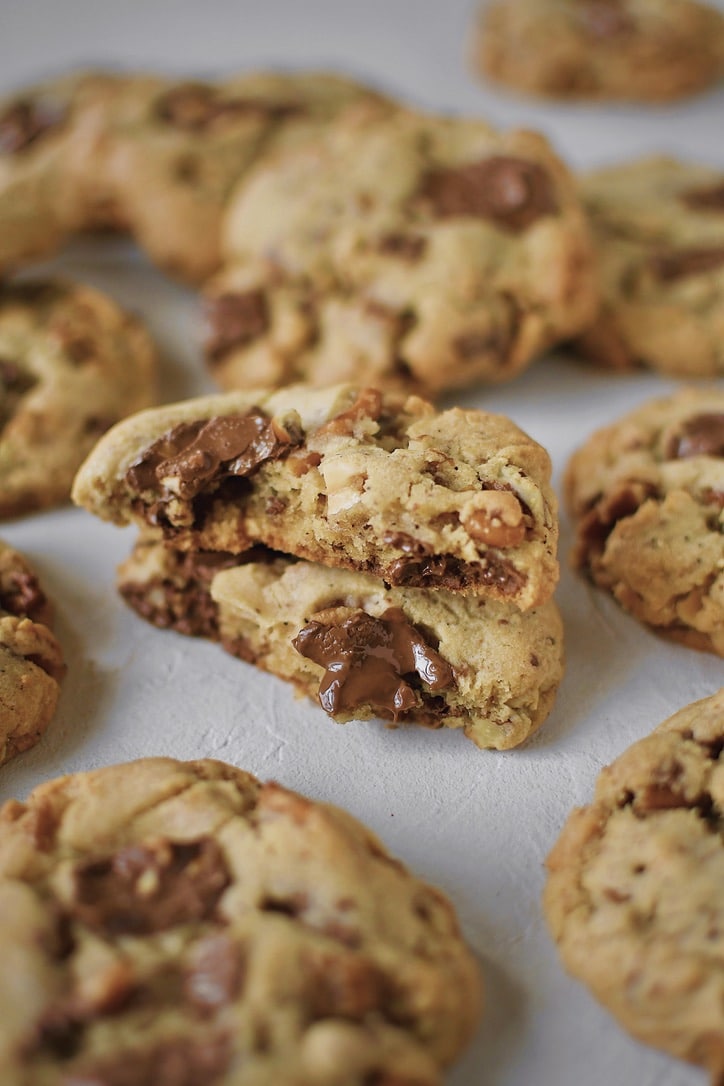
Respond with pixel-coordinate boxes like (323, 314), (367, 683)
(61, 1033), (232, 1086)
(0, 98), (65, 154)
(71, 838), (230, 936)
(665, 413), (724, 459)
(418, 156), (558, 232)
(292, 606), (454, 721)
(156, 82), (301, 131)
(387, 550), (525, 595)
(126, 410), (303, 502)
(649, 247), (724, 282)
(204, 290), (269, 361)
(681, 182), (724, 212)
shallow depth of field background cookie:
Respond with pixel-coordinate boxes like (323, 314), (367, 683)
(0, 3), (722, 1086)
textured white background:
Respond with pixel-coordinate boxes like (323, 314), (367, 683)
(1, 2), (723, 1084)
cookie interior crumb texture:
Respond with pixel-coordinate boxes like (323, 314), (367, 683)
(72, 383), (560, 611)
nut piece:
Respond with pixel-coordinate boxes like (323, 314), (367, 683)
(462, 490), (526, 548)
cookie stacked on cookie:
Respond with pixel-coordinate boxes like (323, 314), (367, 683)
(73, 383), (564, 749)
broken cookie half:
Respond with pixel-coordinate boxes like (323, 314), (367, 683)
(117, 536), (564, 751)
(72, 382), (559, 612)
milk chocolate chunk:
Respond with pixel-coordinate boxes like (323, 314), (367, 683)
(204, 290), (269, 361)
(649, 247), (724, 282)
(0, 98), (64, 154)
(419, 156), (558, 232)
(666, 413), (724, 460)
(71, 838), (230, 936)
(126, 410), (302, 501)
(292, 606), (454, 721)
(387, 550), (526, 594)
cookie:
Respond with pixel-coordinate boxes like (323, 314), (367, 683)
(545, 688), (724, 1081)
(0, 279), (157, 518)
(0, 539), (64, 766)
(208, 104), (598, 397)
(474, 0), (724, 102)
(0, 70), (387, 283)
(117, 537), (564, 750)
(0, 71), (120, 275)
(100, 71), (389, 282)
(565, 387), (724, 655)
(575, 157), (724, 377)
(72, 383), (560, 610)
(0, 756), (482, 1082)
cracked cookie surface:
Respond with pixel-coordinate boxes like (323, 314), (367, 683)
(475, 0), (724, 102)
(0, 756), (481, 1084)
(565, 387), (724, 656)
(117, 537), (564, 750)
(545, 688), (724, 1081)
(0, 279), (157, 518)
(72, 383), (559, 610)
(208, 104), (597, 396)
(576, 157), (724, 377)
(0, 539), (64, 767)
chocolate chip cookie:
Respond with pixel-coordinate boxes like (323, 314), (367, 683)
(0, 539), (64, 766)
(565, 387), (724, 655)
(475, 0), (724, 102)
(100, 71), (390, 282)
(0, 756), (482, 1082)
(545, 688), (724, 1081)
(0, 279), (157, 518)
(0, 69), (387, 283)
(72, 383), (560, 610)
(117, 537), (564, 750)
(576, 157), (724, 377)
(0, 70), (119, 275)
(209, 104), (598, 396)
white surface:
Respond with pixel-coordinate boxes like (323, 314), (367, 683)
(1, 3), (724, 1084)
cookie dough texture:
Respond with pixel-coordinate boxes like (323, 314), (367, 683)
(565, 387), (724, 656)
(118, 539), (564, 750)
(545, 688), (724, 1081)
(0, 539), (64, 766)
(0, 756), (482, 1084)
(576, 157), (724, 377)
(208, 104), (598, 396)
(0, 69), (388, 283)
(475, 0), (724, 102)
(0, 280), (157, 518)
(72, 383), (560, 611)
